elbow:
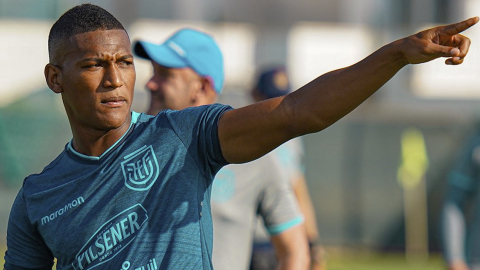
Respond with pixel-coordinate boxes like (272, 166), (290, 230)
(291, 115), (331, 138)
(284, 92), (338, 137)
(288, 103), (335, 137)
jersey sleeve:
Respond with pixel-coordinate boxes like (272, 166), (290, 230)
(163, 104), (233, 181)
(4, 188), (54, 270)
(257, 155), (304, 236)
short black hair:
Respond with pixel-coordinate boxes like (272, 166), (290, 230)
(48, 4), (126, 63)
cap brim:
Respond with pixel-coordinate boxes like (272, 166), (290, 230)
(134, 40), (188, 68)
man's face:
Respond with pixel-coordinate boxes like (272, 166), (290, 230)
(56, 29), (135, 131)
(145, 61), (201, 114)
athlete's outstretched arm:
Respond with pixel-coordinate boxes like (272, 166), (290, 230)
(219, 17), (479, 164)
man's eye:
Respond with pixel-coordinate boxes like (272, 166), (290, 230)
(119, 60), (133, 67)
(84, 63), (102, 68)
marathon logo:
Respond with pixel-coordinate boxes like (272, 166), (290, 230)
(72, 204), (148, 270)
(122, 145), (159, 191)
(41, 197), (84, 225)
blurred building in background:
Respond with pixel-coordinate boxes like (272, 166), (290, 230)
(1, 0), (480, 255)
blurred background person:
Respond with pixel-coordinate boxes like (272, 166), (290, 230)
(442, 123), (480, 270)
(133, 28), (310, 270)
(249, 66), (326, 270)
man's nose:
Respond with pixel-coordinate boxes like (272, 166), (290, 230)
(146, 77), (167, 93)
(104, 64), (123, 89)
(146, 78), (158, 92)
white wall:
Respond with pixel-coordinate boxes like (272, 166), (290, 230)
(0, 19), (51, 107)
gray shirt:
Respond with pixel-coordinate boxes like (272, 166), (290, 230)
(254, 138), (305, 243)
(211, 152), (303, 270)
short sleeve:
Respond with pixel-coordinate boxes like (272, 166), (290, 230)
(257, 154), (303, 236)
(163, 104), (232, 181)
(4, 188), (54, 270)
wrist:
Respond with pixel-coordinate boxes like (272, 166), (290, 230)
(384, 39), (411, 67)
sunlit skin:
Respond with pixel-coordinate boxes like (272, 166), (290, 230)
(145, 62), (203, 115)
(44, 29), (136, 157)
(218, 17), (479, 164)
(40, 17), (478, 163)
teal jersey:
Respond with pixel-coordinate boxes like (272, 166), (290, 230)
(5, 104), (232, 270)
(443, 129), (480, 268)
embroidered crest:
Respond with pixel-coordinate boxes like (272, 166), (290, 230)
(121, 145), (159, 191)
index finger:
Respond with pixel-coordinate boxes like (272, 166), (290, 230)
(442, 16), (479, 36)
(454, 33), (471, 57)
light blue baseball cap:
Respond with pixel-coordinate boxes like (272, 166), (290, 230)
(134, 28), (224, 93)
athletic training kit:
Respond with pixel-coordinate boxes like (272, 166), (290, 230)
(5, 104), (231, 270)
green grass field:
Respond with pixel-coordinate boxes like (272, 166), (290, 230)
(325, 251), (445, 270)
(0, 244), (445, 270)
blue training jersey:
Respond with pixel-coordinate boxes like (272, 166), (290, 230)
(4, 104), (232, 270)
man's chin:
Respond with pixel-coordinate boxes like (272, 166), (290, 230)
(100, 110), (131, 129)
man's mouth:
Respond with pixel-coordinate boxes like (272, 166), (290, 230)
(101, 97), (126, 107)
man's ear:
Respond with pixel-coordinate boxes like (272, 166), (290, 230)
(200, 77), (218, 103)
(192, 77), (217, 105)
(44, 64), (63, 93)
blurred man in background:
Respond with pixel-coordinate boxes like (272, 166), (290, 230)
(134, 28), (310, 270)
(249, 66), (326, 270)
(442, 125), (480, 270)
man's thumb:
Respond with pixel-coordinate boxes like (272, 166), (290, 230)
(450, 48), (460, 56)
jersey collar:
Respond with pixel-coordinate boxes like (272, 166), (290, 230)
(67, 111), (141, 161)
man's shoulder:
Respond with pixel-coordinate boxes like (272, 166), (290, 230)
(137, 104), (231, 128)
(28, 147), (68, 175)
(22, 148), (70, 191)
(162, 103), (233, 120)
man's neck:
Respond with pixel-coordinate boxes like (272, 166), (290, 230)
(70, 114), (132, 157)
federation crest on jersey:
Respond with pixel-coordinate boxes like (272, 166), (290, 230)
(121, 145), (159, 191)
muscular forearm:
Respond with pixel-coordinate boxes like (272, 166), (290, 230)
(285, 42), (406, 137)
(219, 17), (478, 164)
(220, 43), (406, 163)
